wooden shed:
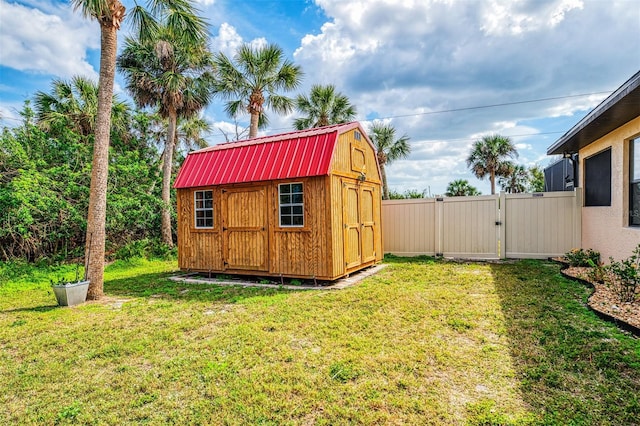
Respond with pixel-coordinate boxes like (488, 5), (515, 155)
(173, 122), (383, 280)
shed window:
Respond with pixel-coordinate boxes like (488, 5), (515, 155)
(194, 190), (213, 228)
(279, 183), (304, 227)
(631, 138), (640, 226)
(584, 148), (611, 207)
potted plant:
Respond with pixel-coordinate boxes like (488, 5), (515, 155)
(51, 263), (90, 307)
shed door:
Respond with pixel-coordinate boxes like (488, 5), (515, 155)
(360, 185), (376, 263)
(343, 183), (361, 269)
(222, 186), (268, 271)
(343, 183), (377, 269)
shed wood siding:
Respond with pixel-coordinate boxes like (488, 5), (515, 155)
(331, 130), (381, 182)
(177, 189), (223, 271)
(175, 122), (382, 280)
(270, 177), (333, 278)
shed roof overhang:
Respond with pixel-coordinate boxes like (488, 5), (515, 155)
(547, 70), (640, 155)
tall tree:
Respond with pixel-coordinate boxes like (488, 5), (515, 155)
(213, 43), (303, 138)
(118, 22), (213, 247)
(33, 76), (130, 141)
(466, 134), (518, 195)
(71, 0), (125, 300)
(175, 116), (211, 154)
(369, 122), (411, 200)
(528, 165), (545, 192)
(71, 0), (207, 299)
(498, 164), (528, 193)
(445, 179), (481, 197)
(293, 84), (356, 130)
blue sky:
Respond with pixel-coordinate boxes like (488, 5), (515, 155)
(1, 0), (639, 195)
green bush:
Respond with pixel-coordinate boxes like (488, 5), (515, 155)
(564, 248), (600, 267)
(605, 244), (640, 303)
(114, 238), (176, 261)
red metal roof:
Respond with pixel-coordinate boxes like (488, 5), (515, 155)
(174, 122), (364, 188)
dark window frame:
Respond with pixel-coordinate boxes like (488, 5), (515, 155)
(194, 190), (214, 228)
(630, 138), (640, 226)
(584, 148), (612, 207)
(278, 183), (304, 227)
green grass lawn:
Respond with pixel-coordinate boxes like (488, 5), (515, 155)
(0, 257), (638, 425)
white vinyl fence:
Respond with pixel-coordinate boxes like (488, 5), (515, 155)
(382, 190), (581, 259)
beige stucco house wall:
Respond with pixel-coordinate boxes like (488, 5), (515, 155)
(548, 70), (640, 263)
(578, 117), (640, 261)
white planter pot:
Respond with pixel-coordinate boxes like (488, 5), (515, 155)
(52, 280), (90, 307)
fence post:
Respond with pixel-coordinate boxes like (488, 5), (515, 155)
(499, 192), (507, 259)
(435, 197), (444, 256)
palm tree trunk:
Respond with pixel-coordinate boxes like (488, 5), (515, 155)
(490, 170), (496, 195)
(161, 111), (177, 247)
(249, 111), (259, 139)
(380, 164), (389, 200)
(85, 23), (117, 300)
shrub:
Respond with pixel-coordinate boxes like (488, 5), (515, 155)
(605, 245), (640, 303)
(564, 248), (600, 267)
(587, 259), (606, 284)
(114, 238), (176, 261)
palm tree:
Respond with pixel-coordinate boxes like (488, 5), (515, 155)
(499, 164), (529, 193)
(528, 165), (545, 192)
(118, 25), (213, 247)
(369, 122), (411, 200)
(466, 134), (518, 195)
(293, 84), (356, 130)
(213, 43), (303, 138)
(445, 179), (481, 197)
(71, 0), (207, 299)
(33, 76), (130, 141)
(176, 116), (212, 154)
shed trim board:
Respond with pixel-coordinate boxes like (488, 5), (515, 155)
(175, 122), (383, 280)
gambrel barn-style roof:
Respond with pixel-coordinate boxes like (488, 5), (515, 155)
(174, 122), (379, 188)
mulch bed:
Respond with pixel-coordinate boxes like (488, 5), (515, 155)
(553, 259), (640, 337)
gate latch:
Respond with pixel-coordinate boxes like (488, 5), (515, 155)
(495, 221), (502, 226)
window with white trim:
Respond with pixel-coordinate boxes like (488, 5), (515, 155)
(194, 190), (213, 228)
(279, 183), (304, 227)
(631, 138), (640, 226)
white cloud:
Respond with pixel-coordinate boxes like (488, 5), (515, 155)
(193, 0), (216, 6)
(210, 22), (268, 58)
(210, 22), (245, 57)
(290, 0), (639, 193)
(0, 101), (26, 127)
(480, 0), (584, 36)
(0, 0), (98, 79)
(544, 93), (608, 118)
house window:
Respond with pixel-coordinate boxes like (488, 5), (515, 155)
(279, 183), (304, 227)
(194, 190), (213, 228)
(631, 138), (640, 226)
(584, 148), (611, 207)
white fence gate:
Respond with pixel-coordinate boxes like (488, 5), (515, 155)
(382, 190), (581, 259)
